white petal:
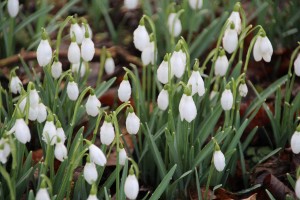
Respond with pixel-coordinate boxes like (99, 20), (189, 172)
(104, 57), (115, 75)
(157, 61), (171, 84)
(67, 81), (79, 101)
(119, 148), (127, 165)
(68, 42), (81, 64)
(70, 23), (84, 44)
(126, 112), (140, 135)
(81, 38), (95, 62)
(168, 13), (182, 37)
(188, 0), (203, 10)
(253, 36), (263, 62)
(171, 50), (186, 78)
(7, 0), (19, 18)
(54, 142), (68, 161)
(133, 25), (150, 51)
(37, 40), (52, 67)
(228, 12), (241, 34)
(10, 76), (22, 94)
(141, 42), (155, 66)
(238, 83), (248, 97)
(36, 188), (50, 200)
(296, 178), (300, 199)
(84, 162), (98, 184)
(42, 121), (57, 145)
(71, 62), (86, 77)
(89, 144), (107, 166)
(56, 128), (66, 144)
(124, 175), (139, 200)
(294, 54), (300, 77)
(124, 0), (138, 9)
(291, 131), (300, 154)
(221, 89), (233, 110)
(86, 95), (101, 117)
(51, 61), (62, 79)
(222, 29), (238, 54)
(213, 150), (226, 172)
(157, 89), (169, 111)
(215, 55), (229, 76)
(100, 122), (115, 145)
(14, 119), (31, 144)
(28, 106), (38, 121)
(118, 80), (131, 102)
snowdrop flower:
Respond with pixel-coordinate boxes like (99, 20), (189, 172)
(171, 43), (186, 78)
(54, 141), (68, 162)
(9, 110), (31, 144)
(222, 23), (238, 54)
(119, 148), (127, 165)
(141, 41), (155, 66)
(67, 79), (79, 101)
(100, 118), (115, 146)
(19, 96), (26, 113)
(221, 87), (233, 111)
(187, 61), (205, 96)
(72, 62), (86, 77)
(51, 61), (62, 79)
(104, 56), (115, 75)
(124, 0), (138, 9)
(42, 114), (57, 145)
(215, 50), (229, 76)
(291, 126), (300, 154)
(126, 108), (140, 135)
(157, 56), (173, 84)
(296, 177), (300, 199)
(213, 150), (226, 172)
(81, 24), (95, 62)
(238, 81), (248, 97)
(168, 13), (182, 37)
(84, 161), (98, 184)
(133, 19), (150, 51)
(124, 168), (139, 200)
(179, 87), (197, 123)
(70, 19), (84, 44)
(7, 0), (19, 18)
(228, 3), (241, 34)
(157, 87), (169, 111)
(81, 21), (92, 39)
(86, 92), (101, 117)
(10, 74), (22, 94)
(89, 144), (107, 166)
(56, 122), (66, 144)
(68, 35), (81, 64)
(118, 75), (131, 102)
(36, 188), (50, 200)
(188, 0), (203, 10)
(29, 89), (39, 108)
(37, 30), (52, 67)
(253, 31), (273, 62)
(0, 138), (11, 164)
(28, 106), (38, 121)
(294, 53), (300, 77)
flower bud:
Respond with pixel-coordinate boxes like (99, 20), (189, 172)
(167, 13), (182, 37)
(84, 162), (98, 184)
(222, 27), (238, 54)
(142, 42), (155, 66)
(37, 103), (47, 123)
(28, 106), (38, 121)
(51, 61), (62, 79)
(215, 54), (229, 76)
(10, 76), (22, 94)
(36, 188), (50, 200)
(119, 148), (127, 165)
(124, 0), (138, 9)
(100, 121), (115, 145)
(81, 23), (93, 39)
(68, 41), (81, 64)
(86, 94), (101, 117)
(81, 37), (95, 62)
(187, 70), (205, 96)
(71, 62), (86, 77)
(179, 93), (197, 123)
(104, 57), (115, 75)
(29, 89), (39, 108)
(291, 130), (300, 154)
(294, 54), (300, 77)
(7, 0), (19, 18)
(213, 150), (226, 172)
(157, 88), (169, 111)
(89, 144), (107, 166)
(188, 0), (203, 10)
(171, 49), (186, 78)
(54, 142), (68, 162)
(126, 111), (140, 135)
(42, 117), (57, 145)
(67, 81), (79, 101)
(221, 89), (233, 111)
(0, 139), (11, 164)
(157, 60), (172, 84)
(228, 11), (241, 34)
(238, 83), (248, 97)
(118, 78), (131, 102)
(133, 24), (150, 51)
(11, 118), (31, 144)
(253, 35), (273, 62)
(70, 22), (84, 44)
(124, 174), (139, 200)
(37, 39), (52, 67)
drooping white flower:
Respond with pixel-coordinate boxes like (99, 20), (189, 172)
(81, 23), (93, 39)
(89, 144), (107, 166)
(187, 70), (205, 96)
(37, 103), (47, 123)
(0, 138), (11, 164)
(126, 111), (140, 135)
(119, 148), (127, 166)
(10, 76), (22, 94)
(54, 142), (68, 162)
(157, 88), (169, 111)
(28, 106), (38, 121)
(222, 25), (238, 54)
(85, 94), (101, 117)
(104, 57), (115, 75)
(37, 37), (52, 67)
(141, 41), (155, 66)
(215, 53), (229, 76)
(133, 23), (150, 51)
(81, 37), (95, 62)
(213, 150), (226, 172)
(29, 89), (39, 108)
(42, 116), (57, 145)
(7, 0), (19, 18)
(51, 61), (62, 79)
(157, 60), (173, 84)
(84, 162), (98, 184)
(124, 0), (138, 9)
(100, 121), (115, 146)
(70, 21), (84, 44)
(56, 126), (66, 144)
(188, 0), (203, 10)
(295, 177), (300, 199)
(71, 62), (86, 77)
(124, 174), (139, 200)
(19, 97), (26, 113)
(221, 89), (233, 111)
(118, 78), (131, 102)
(294, 54), (300, 77)
(36, 188), (50, 200)
(10, 118), (31, 144)
(239, 83), (248, 97)
(253, 34), (273, 62)
(228, 11), (241, 34)
(179, 93), (197, 123)
(68, 41), (81, 64)
(167, 13), (182, 37)
(171, 49), (186, 78)
(291, 130), (300, 154)
(67, 80), (79, 101)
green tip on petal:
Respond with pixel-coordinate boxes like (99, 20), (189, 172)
(86, 155), (91, 163)
(57, 137), (61, 143)
(139, 17), (145, 26)
(184, 85), (192, 96)
(123, 73), (129, 81)
(241, 79), (245, 84)
(90, 184), (97, 195)
(193, 59), (200, 71)
(233, 2), (241, 12)
(259, 29), (266, 37)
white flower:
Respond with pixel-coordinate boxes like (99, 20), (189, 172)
(188, 0), (203, 10)
(29, 89), (39, 108)
(167, 13), (182, 37)
(85, 94), (101, 117)
(84, 162), (98, 184)
(87, 194), (98, 200)
(124, 0), (138, 9)
(253, 35), (273, 62)
(215, 55), (229, 76)
(157, 89), (169, 111)
(133, 25), (150, 51)
(0, 139), (11, 164)
(51, 61), (62, 79)
(171, 50), (186, 78)
(70, 22), (84, 44)
(296, 178), (300, 199)
(10, 76), (22, 94)
(126, 112), (140, 135)
(68, 41), (81, 64)
(157, 60), (172, 84)
(72, 62), (86, 77)
(294, 54), (300, 77)
(67, 81), (79, 101)
(19, 97), (26, 113)
(187, 71), (205, 96)
(213, 150), (226, 172)
(56, 127), (66, 144)
(141, 42), (155, 66)
(28, 106), (38, 121)
(81, 37), (95, 62)
(119, 148), (127, 165)
(100, 121), (115, 146)
(222, 28), (238, 54)
(228, 11), (241, 34)
(221, 89), (233, 111)
(124, 174), (139, 200)
(179, 94), (197, 123)
(42, 120), (57, 145)
(37, 39), (52, 67)
(81, 23), (93, 39)
(104, 57), (115, 75)
(118, 79), (131, 102)
(36, 188), (50, 200)
(37, 103), (47, 123)
(239, 83), (248, 97)
(89, 144), (107, 166)
(54, 142), (67, 162)
(291, 131), (300, 154)
(7, 0), (19, 18)
(10, 118), (31, 144)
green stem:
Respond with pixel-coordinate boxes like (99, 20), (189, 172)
(243, 34), (259, 73)
(112, 112), (121, 198)
(52, 70), (71, 113)
(0, 165), (15, 200)
(97, 46), (107, 85)
(56, 16), (73, 60)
